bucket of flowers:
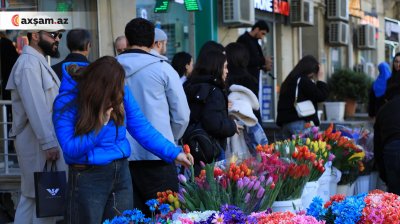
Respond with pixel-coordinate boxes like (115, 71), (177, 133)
(322, 123), (365, 186)
(178, 155), (283, 214)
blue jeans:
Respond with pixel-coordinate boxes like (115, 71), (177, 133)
(65, 159), (132, 224)
(281, 120), (305, 140)
(383, 140), (400, 195)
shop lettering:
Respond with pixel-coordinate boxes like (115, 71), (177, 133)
(255, 0), (289, 16)
(255, 0), (273, 13)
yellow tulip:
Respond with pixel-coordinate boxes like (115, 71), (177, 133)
(348, 151), (365, 160)
(306, 138), (310, 145)
(174, 200), (180, 209)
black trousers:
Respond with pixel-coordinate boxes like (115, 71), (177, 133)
(129, 160), (179, 216)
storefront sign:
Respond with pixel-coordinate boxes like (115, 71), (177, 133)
(184, 0), (201, 11)
(255, 0), (289, 16)
(154, 0), (169, 13)
(154, 0), (200, 13)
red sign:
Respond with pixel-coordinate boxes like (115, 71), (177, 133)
(274, 0), (289, 16)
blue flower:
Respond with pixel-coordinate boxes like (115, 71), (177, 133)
(306, 196), (324, 220)
(109, 216), (129, 224)
(159, 203), (170, 215)
(145, 199), (160, 212)
(122, 208), (146, 222)
(331, 193), (366, 224)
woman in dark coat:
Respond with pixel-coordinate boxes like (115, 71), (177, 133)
(277, 55), (329, 139)
(183, 50), (238, 172)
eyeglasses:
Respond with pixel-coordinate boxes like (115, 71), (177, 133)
(42, 31), (62, 40)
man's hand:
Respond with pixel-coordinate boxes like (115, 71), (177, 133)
(265, 56), (273, 71)
(175, 152), (193, 168)
(45, 147), (60, 161)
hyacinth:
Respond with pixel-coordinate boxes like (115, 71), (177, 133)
(360, 190), (400, 223)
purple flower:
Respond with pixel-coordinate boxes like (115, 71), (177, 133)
(200, 161), (206, 168)
(259, 175), (265, 182)
(178, 174), (187, 184)
(256, 187), (265, 199)
(312, 126), (319, 134)
(253, 181), (260, 191)
(177, 193), (186, 203)
(237, 178), (244, 189)
(242, 177), (250, 187)
(245, 193), (251, 203)
(265, 176), (273, 186)
(328, 153), (336, 161)
(247, 181), (255, 190)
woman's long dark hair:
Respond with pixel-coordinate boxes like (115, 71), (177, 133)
(280, 55), (320, 94)
(68, 56), (125, 135)
(191, 50), (227, 87)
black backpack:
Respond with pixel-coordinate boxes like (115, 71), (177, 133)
(181, 85), (223, 164)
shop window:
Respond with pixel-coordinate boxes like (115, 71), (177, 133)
(136, 0), (191, 60)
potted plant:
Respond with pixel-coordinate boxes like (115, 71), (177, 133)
(327, 69), (373, 117)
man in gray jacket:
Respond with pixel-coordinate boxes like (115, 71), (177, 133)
(6, 29), (67, 223)
(117, 18), (190, 214)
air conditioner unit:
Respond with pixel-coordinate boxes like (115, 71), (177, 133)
(327, 0), (349, 21)
(290, 0), (314, 26)
(222, 0), (255, 27)
(328, 21), (349, 46)
(357, 24), (376, 49)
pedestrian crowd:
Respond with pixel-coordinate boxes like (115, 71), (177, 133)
(1, 16), (399, 224)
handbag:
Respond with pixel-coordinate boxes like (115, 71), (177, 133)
(34, 161), (67, 217)
(294, 77), (316, 117)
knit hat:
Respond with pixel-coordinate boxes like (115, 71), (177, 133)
(154, 28), (167, 41)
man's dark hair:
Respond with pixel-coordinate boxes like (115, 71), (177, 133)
(125, 18), (154, 48)
(67, 29), (91, 52)
(252, 20), (269, 32)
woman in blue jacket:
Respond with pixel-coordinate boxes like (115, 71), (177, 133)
(52, 56), (192, 224)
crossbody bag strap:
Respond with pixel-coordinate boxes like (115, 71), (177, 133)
(295, 77), (301, 104)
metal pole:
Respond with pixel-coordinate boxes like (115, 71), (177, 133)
(2, 104), (8, 174)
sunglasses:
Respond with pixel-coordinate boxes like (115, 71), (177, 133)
(42, 31), (62, 40)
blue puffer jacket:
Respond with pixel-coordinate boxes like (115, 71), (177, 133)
(52, 62), (181, 165)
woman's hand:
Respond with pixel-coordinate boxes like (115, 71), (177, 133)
(175, 152), (194, 168)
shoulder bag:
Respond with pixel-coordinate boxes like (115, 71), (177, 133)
(294, 77), (316, 117)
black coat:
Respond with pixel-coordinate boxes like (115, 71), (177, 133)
(0, 37), (19, 100)
(51, 53), (89, 80)
(277, 76), (329, 126)
(237, 32), (265, 80)
(184, 75), (236, 149)
(374, 95), (400, 182)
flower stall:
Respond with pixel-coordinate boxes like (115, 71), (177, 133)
(103, 123), (398, 224)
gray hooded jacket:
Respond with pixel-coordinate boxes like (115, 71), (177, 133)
(117, 49), (190, 160)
